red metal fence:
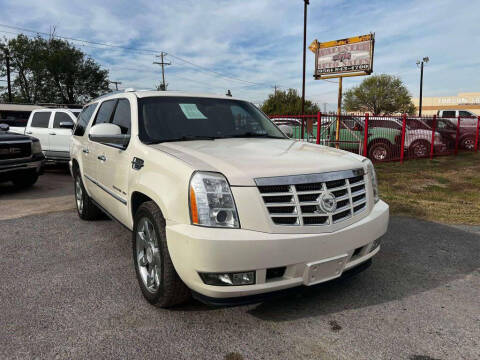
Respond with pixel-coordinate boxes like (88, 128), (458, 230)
(269, 113), (480, 162)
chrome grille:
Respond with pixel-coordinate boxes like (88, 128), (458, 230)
(256, 169), (367, 226)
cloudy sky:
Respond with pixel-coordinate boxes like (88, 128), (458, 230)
(1, 0), (478, 109)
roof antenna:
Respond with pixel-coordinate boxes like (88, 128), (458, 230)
(226, 90), (232, 97)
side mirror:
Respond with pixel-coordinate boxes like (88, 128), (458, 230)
(0, 123), (9, 132)
(59, 121), (74, 129)
(278, 124), (294, 138)
(89, 123), (130, 149)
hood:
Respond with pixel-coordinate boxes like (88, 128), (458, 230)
(151, 138), (365, 186)
(0, 131), (32, 142)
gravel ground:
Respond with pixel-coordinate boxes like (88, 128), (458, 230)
(0, 173), (479, 360)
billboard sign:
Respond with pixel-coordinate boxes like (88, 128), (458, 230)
(312, 34), (375, 78)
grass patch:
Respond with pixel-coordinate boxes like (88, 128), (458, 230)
(375, 152), (480, 225)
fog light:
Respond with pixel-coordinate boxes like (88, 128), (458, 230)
(199, 271), (255, 286)
(371, 238), (382, 252)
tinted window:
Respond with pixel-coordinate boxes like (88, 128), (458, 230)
(138, 97), (284, 143)
(53, 112), (74, 128)
(459, 111), (474, 117)
(111, 99), (131, 134)
(442, 111), (456, 118)
(94, 100), (117, 125)
(0, 111), (32, 127)
(30, 112), (51, 128)
(74, 103), (98, 137)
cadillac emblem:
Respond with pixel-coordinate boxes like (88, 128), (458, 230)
(318, 192), (337, 213)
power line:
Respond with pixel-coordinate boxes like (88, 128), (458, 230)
(0, 23), (270, 87)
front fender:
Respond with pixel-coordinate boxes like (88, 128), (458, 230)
(128, 150), (195, 229)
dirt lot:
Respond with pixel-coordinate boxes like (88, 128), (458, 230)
(0, 170), (479, 360)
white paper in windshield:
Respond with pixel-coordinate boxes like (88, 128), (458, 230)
(179, 104), (207, 119)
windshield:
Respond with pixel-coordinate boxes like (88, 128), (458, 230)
(138, 96), (285, 143)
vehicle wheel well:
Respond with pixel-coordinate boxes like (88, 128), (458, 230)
(368, 138), (391, 146)
(71, 159), (79, 174)
(131, 192), (154, 218)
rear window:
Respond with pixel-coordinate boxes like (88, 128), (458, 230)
(30, 112), (51, 128)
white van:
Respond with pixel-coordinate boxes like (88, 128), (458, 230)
(25, 109), (76, 162)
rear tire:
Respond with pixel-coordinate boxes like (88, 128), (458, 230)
(12, 171), (38, 188)
(368, 142), (391, 161)
(133, 201), (191, 308)
(73, 168), (102, 220)
(460, 136), (476, 150)
(409, 140), (430, 158)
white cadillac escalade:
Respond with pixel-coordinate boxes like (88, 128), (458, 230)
(70, 90), (389, 307)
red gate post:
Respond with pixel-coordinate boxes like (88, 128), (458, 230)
(454, 116), (461, 155)
(475, 116), (480, 152)
(430, 115), (437, 159)
(400, 113), (407, 163)
(301, 115), (305, 140)
(363, 113), (369, 157)
(316, 112), (321, 145)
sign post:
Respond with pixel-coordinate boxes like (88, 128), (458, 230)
(310, 34), (375, 147)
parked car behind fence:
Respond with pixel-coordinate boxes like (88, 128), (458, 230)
(270, 113), (480, 162)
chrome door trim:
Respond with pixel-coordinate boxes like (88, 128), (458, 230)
(84, 174), (127, 205)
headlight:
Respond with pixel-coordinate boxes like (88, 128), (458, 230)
(31, 140), (42, 154)
(189, 171), (239, 228)
(363, 159), (379, 203)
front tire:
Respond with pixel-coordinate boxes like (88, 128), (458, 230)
(133, 201), (190, 308)
(73, 169), (102, 220)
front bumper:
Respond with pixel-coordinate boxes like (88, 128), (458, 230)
(166, 200), (389, 300)
(0, 154), (44, 180)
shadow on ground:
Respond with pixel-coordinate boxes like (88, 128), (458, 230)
(246, 216), (480, 321)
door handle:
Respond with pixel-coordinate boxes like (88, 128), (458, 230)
(25, 131), (32, 134)
(49, 132), (56, 135)
(82, 148), (89, 154)
(97, 155), (106, 161)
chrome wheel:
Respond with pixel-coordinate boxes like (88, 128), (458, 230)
(372, 146), (387, 161)
(136, 217), (161, 293)
(75, 177), (84, 213)
(413, 143), (428, 157)
(463, 138), (475, 150)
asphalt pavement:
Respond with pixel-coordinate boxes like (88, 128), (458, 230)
(0, 172), (479, 360)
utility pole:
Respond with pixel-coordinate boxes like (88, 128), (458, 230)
(416, 56), (429, 117)
(272, 84), (278, 96)
(154, 52), (171, 91)
(4, 48), (12, 102)
(301, 0), (309, 138)
(109, 80), (122, 91)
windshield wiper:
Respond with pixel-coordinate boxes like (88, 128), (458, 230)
(223, 132), (285, 139)
(146, 135), (216, 144)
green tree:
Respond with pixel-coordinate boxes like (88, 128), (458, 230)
(343, 74), (416, 115)
(1, 34), (109, 104)
(261, 88), (320, 115)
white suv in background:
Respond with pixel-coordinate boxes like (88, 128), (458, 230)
(70, 90), (389, 308)
(25, 109), (76, 162)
